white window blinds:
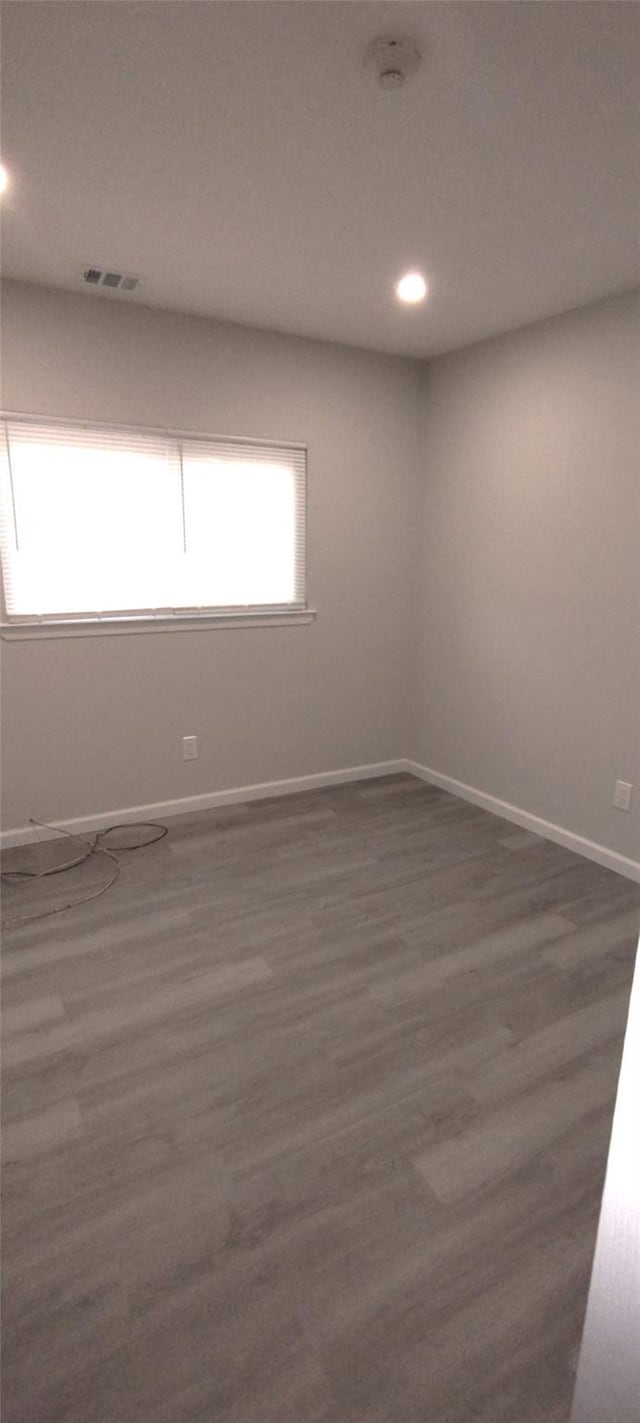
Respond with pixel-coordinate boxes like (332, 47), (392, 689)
(0, 417), (307, 623)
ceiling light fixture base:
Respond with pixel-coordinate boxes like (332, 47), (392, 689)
(364, 35), (422, 90)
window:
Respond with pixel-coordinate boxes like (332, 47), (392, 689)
(0, 416), (308, 633)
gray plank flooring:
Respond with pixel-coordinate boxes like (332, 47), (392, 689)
(2, 774), (639, 1423)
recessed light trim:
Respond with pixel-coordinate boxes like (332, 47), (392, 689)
(0, 164), (9, 196)
(395, 271), (428, 304)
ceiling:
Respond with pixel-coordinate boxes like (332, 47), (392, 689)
(1, 0), (638, 358)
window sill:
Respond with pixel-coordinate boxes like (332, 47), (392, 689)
(1, 609), (317, 640)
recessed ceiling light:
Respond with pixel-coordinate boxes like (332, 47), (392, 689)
(0, 164), (9, 195)
(395, 271), (427, 304)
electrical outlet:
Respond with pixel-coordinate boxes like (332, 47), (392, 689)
(182, 735), (198, 761)
(613, 780), (633, 812)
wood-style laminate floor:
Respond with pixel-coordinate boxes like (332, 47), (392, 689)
(2, 774), (639, 1423)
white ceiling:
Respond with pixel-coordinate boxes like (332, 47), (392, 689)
(1, 0), (638, 358)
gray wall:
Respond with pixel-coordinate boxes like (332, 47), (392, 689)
(410, 290), (640, 861)
(2, 281), (638, 864)
(0, 280), (422, 829)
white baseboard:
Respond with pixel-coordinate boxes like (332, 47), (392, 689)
(4, 756), (637, 885)
(406, 760), (640, 884)
(0, 759), (407, 849)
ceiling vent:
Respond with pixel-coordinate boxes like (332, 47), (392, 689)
(81, 266), (141, 293)
(364, 34), (422, 89)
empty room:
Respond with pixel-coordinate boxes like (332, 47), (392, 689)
(1, 2), (639, 1421)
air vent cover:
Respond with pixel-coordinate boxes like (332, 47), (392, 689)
(81, 266), (141, 293)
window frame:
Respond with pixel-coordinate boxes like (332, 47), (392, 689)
(0, 411), (315, 638)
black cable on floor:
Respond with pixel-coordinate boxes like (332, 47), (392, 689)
(1, 818), (168, 928)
